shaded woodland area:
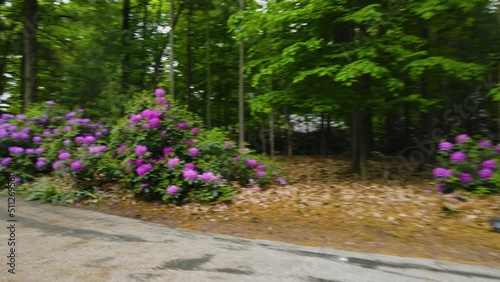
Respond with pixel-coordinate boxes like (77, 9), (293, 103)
(1, 0), (500, 179)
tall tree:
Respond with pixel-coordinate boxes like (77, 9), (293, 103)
(22, 0), (37, 111)
(169, 0), (175, 98)
(238, 0), (245, 148)
(204, 3), (212, 128)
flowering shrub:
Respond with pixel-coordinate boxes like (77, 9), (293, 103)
(104, 89), (280, 203)
(1, 89), (284, 204)
(433, 133), (500, 194)
(0, 101), (111, 188)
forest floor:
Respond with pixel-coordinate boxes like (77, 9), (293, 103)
(77, 156), (500, 267)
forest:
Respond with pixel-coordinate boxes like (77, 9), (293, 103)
(0, 0), (500, 180)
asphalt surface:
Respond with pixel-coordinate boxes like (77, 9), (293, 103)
(0, 196), (499, 282)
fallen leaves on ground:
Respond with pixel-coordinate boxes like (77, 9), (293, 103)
(80, 156), (500, 266)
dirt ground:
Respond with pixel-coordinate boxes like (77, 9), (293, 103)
(77, 156), (500, 266)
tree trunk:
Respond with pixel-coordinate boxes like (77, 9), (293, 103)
(187, 0), (193, 111)
(320, 112), (326, 156)
(204, 7), (212, 129)
(351, 111), (369, 179)
(139, 0), (149, 90)
(169, 0), (175, 98)
(284, 105), (293, 156)
(22, 0), (37, 112)
(237, 0), (245, 148)
(260, 113), (267, 154)
(351, 112), (360, 171)
(121, 0), (131, 94)
(269, 108), (275, 158)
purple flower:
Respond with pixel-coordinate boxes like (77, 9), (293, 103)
(459, 173), (473, 183)
(135, 159), (144, 167)
(185, 163), (196, 170)
(495, 144), (500, 153)
(33, 136), (42, 143)
(70, 161), (84, 171)
(154, 88), (166, 97)
(450, 152), (467, 162)
(232, 157), (240, 161)
(1, 114), (14, 119)
(35, 161), (45, 168)
(136, 164), (153, 176)
(135, 145), (148, 155)
(25, 149), (34, 154)
(166, 185), (179, 195)
(34, 148), (45, 154)
(52, 161), (62, 170)
(438, 142), (453, 151)
(184, 140), (193, 147)
(62, 126), (71, 133)
(277, 177), (287, 186)
(65, 112), (76, 119)
(481, 159), (497, 169)
(0, 158), (12, 166)
(157, 97), (167, 105)
(163, 147), (173, 155)
(63, 140), (71, 146)
(140, 184), (150, 189)
(256, 171), (266, 178)
(21, 127), (30, 133)
(15, 115), (26, 120)
(198, 172), (215, 181)
(75, 136), (84, 143)
(188, 148), (200, 157)
(167, 157), (180, 168)
(256, 164), (267, 171)
(17, 132), (29, 140)
(191, 127), (200, 135)
(432, 167), (453, 178)
(141, 109), (161, 119)
(161, 130), (167, 136)
(177, 123), (188, 129)
(14, 177), (21, 184)
(77, 108), (85, 113)
(8, 147), (24, 155)
(118, 145), (127, 153)
(182, 169), (198, 180)
(88, 146), (106, 154)
(46, 101), (55, 106)
(455, 134), (470, 144)
(246, 159), (258, 167)
(479, 140), (492, 148)
(149, 118), (160, 127)
(0, 130), (7, 138)
(478, 168), (493, 179)
(58, 151), (71, 160)
(43, 130), (51, 137)
(52, 128), (59, 134)
(130, 114), (143, 123)
(84, 136), (96, 144)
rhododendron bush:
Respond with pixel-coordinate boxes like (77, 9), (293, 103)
(433, 133), (500, 194)
(0, 89), (282, 204)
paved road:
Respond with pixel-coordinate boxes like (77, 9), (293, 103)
(0, 197), (499, 282)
